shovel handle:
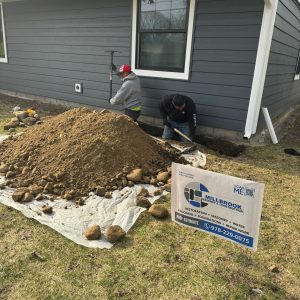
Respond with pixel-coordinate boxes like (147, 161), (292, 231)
(173, 128), (192, 143)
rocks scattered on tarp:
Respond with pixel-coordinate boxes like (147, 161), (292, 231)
(84, 225), (101, 240)
(105, 225), (126, 243)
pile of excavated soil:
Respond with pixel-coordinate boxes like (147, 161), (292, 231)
(0, 108), (181, 200)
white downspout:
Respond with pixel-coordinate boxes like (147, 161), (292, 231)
(244, 0), (279, 139)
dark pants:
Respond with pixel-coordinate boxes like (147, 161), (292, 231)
(124, 109), (141, 122)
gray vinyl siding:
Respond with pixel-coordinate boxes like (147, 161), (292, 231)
(261, 0), (300, 125)
(0, 0), (264, 132)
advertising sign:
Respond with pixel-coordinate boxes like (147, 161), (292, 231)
(171, 163), (264, 251)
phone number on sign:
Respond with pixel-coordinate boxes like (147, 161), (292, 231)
(204, 222), (251, 244)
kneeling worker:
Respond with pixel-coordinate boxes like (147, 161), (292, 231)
(159, 94), (197, 142)
(109, 64), (142, 121)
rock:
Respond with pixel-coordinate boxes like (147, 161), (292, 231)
(269, 265), (279, 273)
(157, 181), (165, 187)
(12, 188), (29, 202)
(121, 178), (128, 187)
(22, 167), (30, 174)
(29, 185), (43, 196)
(138, 188), (149, 197)
(126, 169), (143, 182)
(167, 167), (172, 174)
(35, 193), (44, 201)
(4, 123), (16, 130)
(5, 171), (15, 179)
(104, 192), (112, 199)
(105, 225), (126, 243)
(44, 182), (54, 192)
(15, 111), (28, 121)
(149, 205), (169, 219)
(42, 206), (53, 214)
(64, 190), (75, 200)
(23, 192), (34, 202)
(9, 128), (16, 133)
(9, 165), (15, 171)
(10, 117), (19, 124)
(95, 187), (106, 197)
(143, 176), (151, 184)
(84, 225), (101, 240)
(157, 172), (170, 183)
(136, 196), (151, 209)
(150, 178), (158, 185)
(153, 189), (163, 196)
(23, 117), (37, 126)
(163, 183), (171, 192)
(127, 181), (134, 187)
(77, 198), (85, 206)
(0, 183), (5, 190)
(0, 164), (9, 173)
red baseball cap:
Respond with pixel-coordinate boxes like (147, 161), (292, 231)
(118, 64), (131, 73)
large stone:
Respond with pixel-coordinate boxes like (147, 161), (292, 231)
(0, 164), (9, 173)
(157, 172), (170, 183)
(105, 225), (126, 243)
(23, 117), (37, 126)
(29, 185), (43, 196)
(95, 186), (106, 197)
(15, 111), (28, 121)
(23, 192), (34, 202)
(153, 189), (163, 196)
(149, 205), (169, 219)
(126, 169), (143, 182)
(136, 196), (151, 209)
(5, 171), (15, 179)
(35, 193), (44, 201)
(84, 225), (101, 240)
(12, 188), (29, 202)
(138, 188), (149, 197)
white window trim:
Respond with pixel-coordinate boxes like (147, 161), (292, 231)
(0, 2), (8, 63)
(131, 0), (195, 80)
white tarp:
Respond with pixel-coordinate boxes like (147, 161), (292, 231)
(0, 177), (166, 249)
(171, 163), (264, 251)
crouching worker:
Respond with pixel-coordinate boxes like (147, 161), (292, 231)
(109, 64), (142, 121)
(159, 94), (197, 142)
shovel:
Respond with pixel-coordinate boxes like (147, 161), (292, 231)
(172, 128), (197, 154)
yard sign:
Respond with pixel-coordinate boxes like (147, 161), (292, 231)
(171, 163), (264, 251)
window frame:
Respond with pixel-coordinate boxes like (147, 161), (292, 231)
(0, 2), (8, 63)
(131, 0), (196, 80)
(295, 49), (300, 80)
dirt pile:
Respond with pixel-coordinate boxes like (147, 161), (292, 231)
(0, 108), (180, 200)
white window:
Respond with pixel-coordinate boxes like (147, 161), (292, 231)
(131, 0), (196, 80)
(295, 49), (300, 80)
(0, 3), (8, 63)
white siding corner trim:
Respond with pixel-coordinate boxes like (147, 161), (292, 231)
(244, 0), (279, 139)
(0, 2), (8, 63)
(131, 0), (196, 80)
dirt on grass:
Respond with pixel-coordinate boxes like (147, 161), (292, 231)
(0, 107), (180, 198)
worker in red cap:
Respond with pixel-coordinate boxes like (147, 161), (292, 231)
(109, 64), (142, 121)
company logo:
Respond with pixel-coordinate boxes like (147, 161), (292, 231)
(184, 182), (209, 208)
(184, 182), (244, 213)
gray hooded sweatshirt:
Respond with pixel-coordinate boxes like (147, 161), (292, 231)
(110, 72), (142, 110)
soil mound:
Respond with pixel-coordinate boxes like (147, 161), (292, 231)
(0, 108), (180, 199)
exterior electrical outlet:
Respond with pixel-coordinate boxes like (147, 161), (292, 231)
(75, 83), (82, 94)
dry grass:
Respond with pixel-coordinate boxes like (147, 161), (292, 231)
(0, 95), (299, 300)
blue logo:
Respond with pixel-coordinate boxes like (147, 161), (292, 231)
(184, 182), (209, 208)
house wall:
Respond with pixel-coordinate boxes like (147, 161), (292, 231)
(0, 0), (264, 132)
(261, 0), (300, 125)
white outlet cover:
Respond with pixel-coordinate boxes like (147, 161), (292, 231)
(75, 83), (82, 93)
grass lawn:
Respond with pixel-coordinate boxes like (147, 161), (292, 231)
(0, 94), (299, 300)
